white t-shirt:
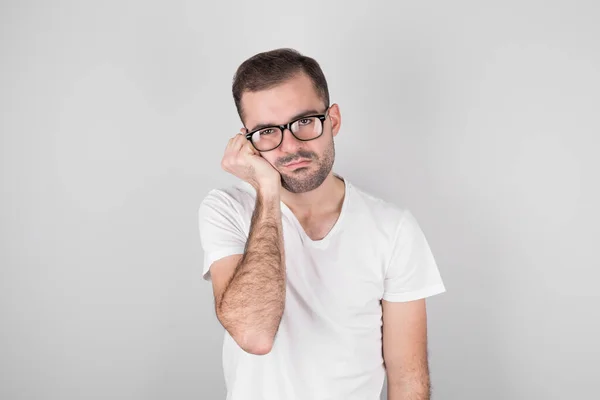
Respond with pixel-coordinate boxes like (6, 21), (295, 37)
(197, 174), (446, 400)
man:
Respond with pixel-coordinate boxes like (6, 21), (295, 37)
(198, 48), (446, 400)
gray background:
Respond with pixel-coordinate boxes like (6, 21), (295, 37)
(1, 0), (599, 399)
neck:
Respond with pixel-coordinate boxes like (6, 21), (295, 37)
(280, 173), (345, 217)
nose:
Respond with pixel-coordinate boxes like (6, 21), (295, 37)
(278, 128), (303, 153)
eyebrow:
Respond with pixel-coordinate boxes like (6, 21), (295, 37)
(248, 109), (322, 132)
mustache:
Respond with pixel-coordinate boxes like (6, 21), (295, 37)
(277, 150), (316, 165)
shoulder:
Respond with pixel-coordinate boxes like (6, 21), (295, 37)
(346, 180), (408, 228)
(349, 184), (432, 253)
(198, 180), (256, 219)
(344, 179), (432, 246)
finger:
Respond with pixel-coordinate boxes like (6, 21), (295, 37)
(238, 129), (252, 148)
(230, 133), (247, 153)
(240, 136), (259, 155)
(226, 133), (244, 150)
(225, 134), (238, 148)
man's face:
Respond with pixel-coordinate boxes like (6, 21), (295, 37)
(241, 73), (341, 193)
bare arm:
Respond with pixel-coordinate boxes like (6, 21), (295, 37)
(213, 187), (285, 355)
(382, 298), (431, 400)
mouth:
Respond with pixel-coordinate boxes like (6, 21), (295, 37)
(283, 159), (311, 168)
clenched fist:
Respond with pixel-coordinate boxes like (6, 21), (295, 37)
(221, 130), (281, 193)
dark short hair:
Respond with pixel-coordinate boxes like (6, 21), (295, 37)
(232, 48), (330, 123)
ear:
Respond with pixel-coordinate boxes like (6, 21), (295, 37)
(328, 103), (341, 137)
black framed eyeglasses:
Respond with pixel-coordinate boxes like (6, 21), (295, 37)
(245, 107), (330, 152)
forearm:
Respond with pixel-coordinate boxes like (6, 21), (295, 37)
(217, 188), (285, 353)
(387, 369), (430, 400)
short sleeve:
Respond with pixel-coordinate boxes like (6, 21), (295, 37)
(383, 210), (446, 302)
(197, 189), (248, 281)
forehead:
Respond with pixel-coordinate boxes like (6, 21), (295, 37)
(241, 73), (325, 130)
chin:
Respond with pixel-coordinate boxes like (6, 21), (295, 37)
(281, 171), (330, 194)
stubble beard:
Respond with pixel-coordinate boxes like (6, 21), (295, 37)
(279, 140), (335, 194)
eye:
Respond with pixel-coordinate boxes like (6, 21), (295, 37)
(260, 128), (275, 135)
(298, 118), (313, 125)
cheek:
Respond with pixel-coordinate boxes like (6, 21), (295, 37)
(312, 137), (332, 156)
(259, 153), (279, 166)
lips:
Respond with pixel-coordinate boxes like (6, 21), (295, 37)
(284, 159), (311, 168)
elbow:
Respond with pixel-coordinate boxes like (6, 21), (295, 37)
(216, 310), (275, 355)
(236, 333), (274, 355)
